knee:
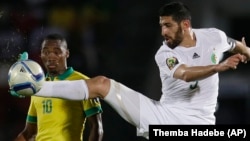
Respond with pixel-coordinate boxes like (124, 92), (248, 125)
(94, 75), (110, 85)
(91, 75), (111, 98)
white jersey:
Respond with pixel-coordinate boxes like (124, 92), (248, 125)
(155, 28), (235, 117)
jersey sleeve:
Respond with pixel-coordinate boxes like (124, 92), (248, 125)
(83, 98), (103, 117)
(155, 44), (183, 78)
(212, 28), (236, 52)
(26, 96), (37, 123)
(71, 70), (103, 117)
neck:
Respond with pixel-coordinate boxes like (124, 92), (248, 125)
(48, 68), (67, 77)
(180, 29), (196, 47)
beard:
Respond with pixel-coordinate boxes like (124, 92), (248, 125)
(166, 26), (183, 49)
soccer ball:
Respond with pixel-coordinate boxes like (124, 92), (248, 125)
(8, 59), (45, 96)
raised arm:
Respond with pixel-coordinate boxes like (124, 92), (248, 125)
(231, 37), (250, 61)
(173, 53), (246, 82)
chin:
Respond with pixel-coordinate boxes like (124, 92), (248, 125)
(48, 69), (58, 74)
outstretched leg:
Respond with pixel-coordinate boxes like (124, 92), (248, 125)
(85, 76), (141, 127)
(35, 76), (147, 137)
(35, 79), (89, 100)
(36, 76), (141, 125)
(35, 75), (110, 100)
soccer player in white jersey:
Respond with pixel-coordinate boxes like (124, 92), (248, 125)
(12, 1), (250, 140)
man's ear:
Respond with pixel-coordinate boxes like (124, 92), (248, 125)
(181, 19), (191, 29)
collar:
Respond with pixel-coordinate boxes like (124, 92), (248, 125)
(46, 67), (74, 80)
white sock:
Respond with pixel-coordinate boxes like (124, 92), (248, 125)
(35, 80), (89, 100)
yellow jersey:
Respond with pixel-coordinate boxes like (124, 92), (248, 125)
(26, 67), (102, 141)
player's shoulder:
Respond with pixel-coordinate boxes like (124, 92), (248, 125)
(156, 42), (173, 56)
(71, 70), (89, 80)
(155, 42), (176, 65)
(193, 27), (225, 35)
(194, 27), (227, 42)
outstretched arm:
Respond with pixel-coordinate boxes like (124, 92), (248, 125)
(173, 53), (246, 82)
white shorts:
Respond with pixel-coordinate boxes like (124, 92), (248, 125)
(104, 79), (215, 139)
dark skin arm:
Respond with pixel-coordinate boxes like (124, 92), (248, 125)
(14, 123), (37, 141)
(87, 113), (103, 141)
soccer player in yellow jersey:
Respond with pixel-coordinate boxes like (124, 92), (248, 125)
(14, 33), (103, 141)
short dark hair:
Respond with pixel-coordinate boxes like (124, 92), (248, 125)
(42, 33), (68, 49)
(159, 1), (191, 23)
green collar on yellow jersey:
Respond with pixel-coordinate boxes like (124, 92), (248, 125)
(45, 67), (74, 81)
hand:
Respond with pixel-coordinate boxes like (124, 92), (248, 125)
(9, 89), (25, 98)
(18, 51), (29, 61)
(9, 51), (29, 98)
(216, 53), (244, 72)
(241, 37), (250, 62)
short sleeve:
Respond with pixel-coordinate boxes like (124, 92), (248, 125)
(83, 98), (103, 117)
(155, 45), (183, 78)
(26, 96), (37, 123)
(213, 28), (236, 52)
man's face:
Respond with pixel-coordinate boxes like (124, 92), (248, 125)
(40, 39), (69, 75)
(159, 16), (184, 49)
